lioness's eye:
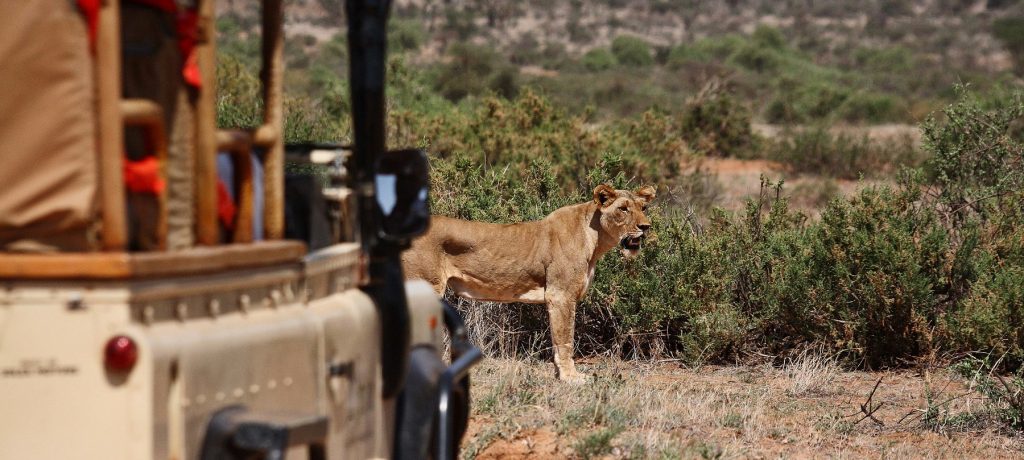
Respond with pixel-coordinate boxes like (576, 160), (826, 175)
(642, 205), (648, 211)
(619, 206), (628, 212)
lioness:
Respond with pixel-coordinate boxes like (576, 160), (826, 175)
(403, 184), (655, 382)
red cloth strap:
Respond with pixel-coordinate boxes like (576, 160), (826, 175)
(216, 180), (237, 231)
(76, 0), (100, 53)
(123, 156), (165, 195)
(178, 10), (201, 88)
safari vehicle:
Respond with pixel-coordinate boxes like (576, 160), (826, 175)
(0, 0), (478, 459)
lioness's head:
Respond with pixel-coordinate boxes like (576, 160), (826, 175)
(593, 184), (656, 258)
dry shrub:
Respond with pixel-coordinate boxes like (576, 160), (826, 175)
(451, 295), (551, 360)
(784, 348), (841, 397)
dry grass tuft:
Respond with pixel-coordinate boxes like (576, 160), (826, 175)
(783, 348), (841, 397)
(449, 294), (551, 360)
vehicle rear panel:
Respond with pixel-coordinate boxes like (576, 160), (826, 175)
(0, 244), (390, 460)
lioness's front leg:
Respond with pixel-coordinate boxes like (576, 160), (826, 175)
(545, 290), (586, 383)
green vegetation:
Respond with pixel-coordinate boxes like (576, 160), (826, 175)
(572, 426), (624, 459)
(949, 356), (1024, 430)
(388, 18), (426, 52)
(214, 8), (1024, 375)
(765, 126), (922, 179)
(993, 17), (1024, 73)
(610, 35), (654, 67)
(516, 20), (981, 123)
(404, 86), (1024, 372)
(678, 82), (756, 157)
(433, 43), (520, 102)
(581, 48), (617, 71)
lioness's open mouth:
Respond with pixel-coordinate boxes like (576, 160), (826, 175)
(620, 235), (643, 251)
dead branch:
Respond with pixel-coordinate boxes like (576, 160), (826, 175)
(854, 376), (886, 427)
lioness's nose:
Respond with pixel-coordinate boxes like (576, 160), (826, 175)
(638, 223), (651, 233)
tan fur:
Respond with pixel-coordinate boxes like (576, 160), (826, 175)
(403, 184), (656, 382)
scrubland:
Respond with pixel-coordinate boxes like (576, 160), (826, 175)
(215, 2), (1024, 456)
(464, 357), (1023, 459)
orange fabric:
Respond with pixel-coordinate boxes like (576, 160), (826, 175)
(123, 156), (165, 195)
(182, 47), (201, 88)
(217, 180), (237, 231)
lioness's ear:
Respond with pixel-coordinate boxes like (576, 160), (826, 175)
(635, 185), (657, 204)
(593, 184), (617, 206)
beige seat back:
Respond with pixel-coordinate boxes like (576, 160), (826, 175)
(0, 1), (97, 252)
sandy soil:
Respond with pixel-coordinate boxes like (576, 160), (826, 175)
(461, 358), (1024, 459)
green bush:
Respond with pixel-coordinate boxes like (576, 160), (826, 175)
(217, 54), (343, 142)
(728, 41), (781, 73)
(923, 86), (1024, 214)
(766, 126), (921, 179)
(571, 177), (946, 366)
(443, 9), (476, 40)
(610, 35), (654, 67)
(853, 46), (914, 73)
(726, 27), (787, 73)
(216, 55), (262, 130)
(926, 87), (1024, 364)
(838, 92), (903, 123)
(993, 17), (1024, 72)
(946, 255), (1024, 364)
(796, 184), (948, 366)
(678, 82), (756, 157)
(216, 16), (260, 67)
(751, 25), (786, 49)
(764, 79), (851, 124)
(665, 45), (707, 69)
(389, 19), (426, 52)
(432, 43), (520, 102)
(690, 34), (745, 61)
(389, 89), (676, 186)
(581, 48), (617, 71)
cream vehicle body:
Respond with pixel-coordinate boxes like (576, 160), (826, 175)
(0, 0), (477, 459)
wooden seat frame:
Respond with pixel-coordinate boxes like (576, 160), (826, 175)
(0, 0), (297, 279)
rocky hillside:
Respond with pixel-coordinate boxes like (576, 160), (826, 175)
(216, 0), (1024, 125)
(221, 0), (1022, 73)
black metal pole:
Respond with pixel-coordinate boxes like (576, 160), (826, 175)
(437, 301), (483, 460)
(345, 0), (410, 400)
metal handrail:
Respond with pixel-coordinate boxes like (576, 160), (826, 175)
(436, 301), (483, 460)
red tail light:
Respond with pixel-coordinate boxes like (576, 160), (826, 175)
(104, 335), (138, 372)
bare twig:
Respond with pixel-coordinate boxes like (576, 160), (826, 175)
(898, 408), (924, 425)
(854, 377), (886, 427)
